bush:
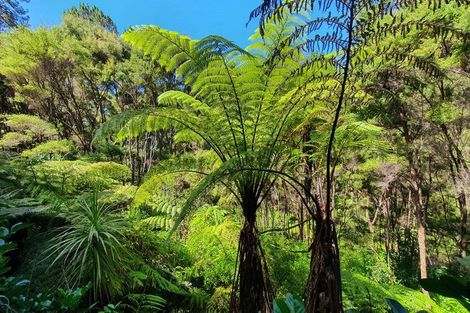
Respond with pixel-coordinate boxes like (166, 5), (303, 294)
(0, 132), (32, 149)
(22, 140), (75, 159)
(33, 160), (130, 194)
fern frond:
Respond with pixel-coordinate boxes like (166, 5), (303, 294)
(169, 157), (240, 236)
(93, 108), (155, 142)
(122, 26), (197, 77)
(128, 293), (166, 311)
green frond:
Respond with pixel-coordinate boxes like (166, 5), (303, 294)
(114, 113), (173, 142)
(93, 108), (155, 142)
(141, 196), (180, 230)
(128, 293), (166, 311)
(122, 26), (197, 77)
(133, 151), (220, 208)
(21, 139), (74, 158)
(158, 90), (209, 112)
(169, 157), (241, 236)
(174, 129), (205, 145)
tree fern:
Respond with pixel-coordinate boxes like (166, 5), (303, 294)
(119, 22), (319, 313)
(249, 0), (469, 312)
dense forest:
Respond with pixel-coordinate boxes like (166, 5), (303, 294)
(0, 0), (469, 312)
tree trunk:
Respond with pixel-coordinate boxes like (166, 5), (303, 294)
(231, 217), (273, 313)
(300, 127), (314, 242)
(448, 153), (469, 257)
(409, 160), (428, 280)
(458, 191), (468, 257)
(441, 124), (469, 257)
(416, 207), (428, 279)
(305, 215), (343, 313)
(299, 201), (305, 241)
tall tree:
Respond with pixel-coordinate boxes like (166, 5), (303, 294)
(0, 0), (29, 114)
(64, 3), (117, 34)
(250, 0), (469, 311)
(0, 0), (28, 31)
(0, 12), (125, 149)
(109, 21), (320, 312)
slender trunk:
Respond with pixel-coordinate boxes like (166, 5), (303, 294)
(401, 102), (428, 282)
(365, 209), (374, 234)
(409, 159), (428, 280)
(301, 127), (314, 241)
(305, 214), (343, 313)
(305, 0), (354, 308)
(416, 206), (428, 279)
(448, 151), (468, 257)
(458, 191), (468, 257)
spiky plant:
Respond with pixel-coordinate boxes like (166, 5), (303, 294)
(45, 194), (130, 302)
(95, 20), (321, 313)
(249, 0), (469, 312)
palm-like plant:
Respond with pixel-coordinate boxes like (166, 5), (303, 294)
(99, 21), (320, 313)
(45, 195), (130, 302)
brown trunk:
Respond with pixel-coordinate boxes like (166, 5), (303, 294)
(458, 192), (468, 257)
(448, 157), (468, 257)
(402, 110), (429, 281)
(231, 217), (273, 313)
(442, 124), (469, 257)
(416, 205), (428, 279)
(409, 163), (428, 280)
(305, 215), (343, 313)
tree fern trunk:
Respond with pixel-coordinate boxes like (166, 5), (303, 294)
(231, 217), (273, 313)
(305, 216), (343, 313)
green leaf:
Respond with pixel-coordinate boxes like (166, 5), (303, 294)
(274, 300), (291, 313)
(11, 222), (29, 235)
(0, 242), (16, 254)
(15, 279), (30, 286)
(274, 294), (305, 313)
(0, 227), (9, 238)
(385, 298), (408, 313)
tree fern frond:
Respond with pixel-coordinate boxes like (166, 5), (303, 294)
(168, 157), (241, 236)
(122, 26), (197, 77)
(195, 35), (253, 63)
(93, 108), (155, 142)
(141, 196), (181, 230)
(158, 90), (208, 111)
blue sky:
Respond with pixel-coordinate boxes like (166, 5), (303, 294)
(25, 0), (259, 47)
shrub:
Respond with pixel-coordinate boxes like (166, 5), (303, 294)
(1, 114), (57, 139)
(0, 132), (32, 149)
(33, 160), (130, 194)
(22, 140), (74, 159)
